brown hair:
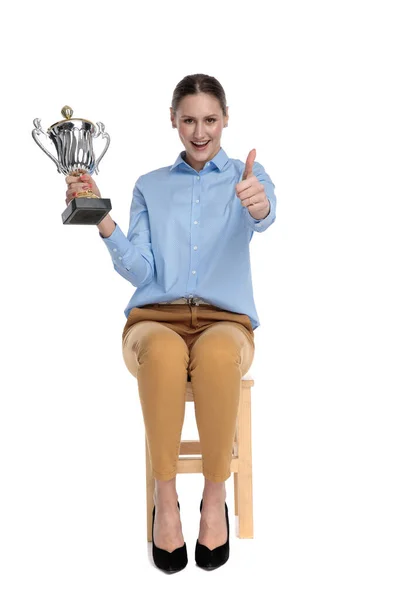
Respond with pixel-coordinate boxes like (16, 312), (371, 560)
(171, 74), (227, 116)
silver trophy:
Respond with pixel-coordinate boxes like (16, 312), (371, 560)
(32, 105), (112, 225)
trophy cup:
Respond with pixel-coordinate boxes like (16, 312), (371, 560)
(32, 106), (112, 225)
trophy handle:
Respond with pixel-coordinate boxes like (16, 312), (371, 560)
(93, 122), (110, 175)
(31, 118), (62, 174)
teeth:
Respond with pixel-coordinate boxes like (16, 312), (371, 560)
(193, 141), (209, 145)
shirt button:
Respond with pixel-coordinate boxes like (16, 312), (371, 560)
(197, 176), (200, 180)
(113, 248), (117, 252)
(194, 220), (198, 224)
(118, 256), (122, 260)
(206, 162), (210, 167)
(193, 246), (198, 250)
(189, 294), (193, 298)
(196, 199), (199, 203)
(192, 270), (196, 275)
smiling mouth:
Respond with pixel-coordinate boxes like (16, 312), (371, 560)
(191, 140), (210, 150)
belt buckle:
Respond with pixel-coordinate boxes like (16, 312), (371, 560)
(185, 296), (200, 306)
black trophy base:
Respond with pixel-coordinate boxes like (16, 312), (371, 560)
(62, 197), (112, 225)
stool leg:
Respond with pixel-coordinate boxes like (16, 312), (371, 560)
(237, 385), (254, 538)
(234, 472), (239, 516)
(145, 436), (154, 542)
(234, 419), (239, 516)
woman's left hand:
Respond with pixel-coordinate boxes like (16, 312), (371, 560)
(235, 148), (270, 220)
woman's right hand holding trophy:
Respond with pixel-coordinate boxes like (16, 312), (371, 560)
(65, 172), (115, 237)
(65, 173), (101, 206)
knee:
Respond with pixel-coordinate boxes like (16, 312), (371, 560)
(137, 330), (189, 364)
(193, 340), (239, 368)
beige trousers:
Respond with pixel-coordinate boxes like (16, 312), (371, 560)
(122, 303), (255, 482)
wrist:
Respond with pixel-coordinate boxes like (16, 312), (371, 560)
(98, 215), (116, 238)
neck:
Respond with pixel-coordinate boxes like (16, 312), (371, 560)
(184, 146), (221, 172)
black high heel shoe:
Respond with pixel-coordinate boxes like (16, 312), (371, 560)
(195, 499), (230, 570)
(152, 501), (188, 573)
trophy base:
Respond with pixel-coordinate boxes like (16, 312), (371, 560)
(62, 197), (112, 225)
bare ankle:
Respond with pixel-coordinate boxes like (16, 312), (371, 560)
(202, 479), (226, 503)
(153, 477), (178, 506)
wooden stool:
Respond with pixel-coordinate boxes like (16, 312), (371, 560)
(145, 372), (255, 541)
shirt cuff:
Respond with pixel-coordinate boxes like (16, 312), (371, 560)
(99, 222), (135, 270)
(245, 200), (276, 232)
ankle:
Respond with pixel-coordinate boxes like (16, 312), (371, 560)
(202, 480), (226, 504)
(153, 477), (178, 506)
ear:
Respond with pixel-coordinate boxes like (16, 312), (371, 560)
(170, 107), (176, 128)
(224, 106), (229, 128)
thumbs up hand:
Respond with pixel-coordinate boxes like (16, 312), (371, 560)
(235, 149), (270, 220)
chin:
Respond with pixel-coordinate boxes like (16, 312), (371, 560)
(191, 145), (213, 158)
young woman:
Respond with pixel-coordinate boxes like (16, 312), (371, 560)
(65, 73), (277, 573)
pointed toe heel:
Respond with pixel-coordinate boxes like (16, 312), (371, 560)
(195, 499), (230, 570)
(152, 501), (188, 573)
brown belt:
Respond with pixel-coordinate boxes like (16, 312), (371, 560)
(156, 297), (213, 306)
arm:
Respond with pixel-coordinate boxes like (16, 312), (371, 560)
(99, 176), (155, 287)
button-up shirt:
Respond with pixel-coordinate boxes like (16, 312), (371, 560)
(99, 147), (277, 330)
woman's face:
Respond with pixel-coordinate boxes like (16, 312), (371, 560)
(170, 92), (229, 172)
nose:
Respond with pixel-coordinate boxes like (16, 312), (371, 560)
(194, 121), (206, 139)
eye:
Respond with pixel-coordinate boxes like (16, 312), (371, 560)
(207, 118), (216, 123)
(184, 118), (193, 124)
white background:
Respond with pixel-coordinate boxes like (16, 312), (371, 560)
(1, 0), (399, 598)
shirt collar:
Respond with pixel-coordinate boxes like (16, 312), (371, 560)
(169, 147), (230, 173)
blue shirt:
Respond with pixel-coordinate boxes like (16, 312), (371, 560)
(99, 147), (277, 330)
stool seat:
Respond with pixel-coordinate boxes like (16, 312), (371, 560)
(145, 372), (255, 540)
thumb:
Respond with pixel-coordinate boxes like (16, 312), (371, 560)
(242, 148), (256, 180)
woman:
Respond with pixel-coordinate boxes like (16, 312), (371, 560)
(65, 74), (277, 573)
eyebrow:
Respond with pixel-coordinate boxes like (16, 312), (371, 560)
(180, 114), (219, 119)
